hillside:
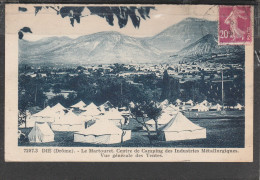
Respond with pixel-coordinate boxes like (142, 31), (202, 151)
(177, 34), (244, 57)
(145, 17), (217, 53)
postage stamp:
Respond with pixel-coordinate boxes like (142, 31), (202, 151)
(218, 6), (252, 45)
(5, 4), (254, 162)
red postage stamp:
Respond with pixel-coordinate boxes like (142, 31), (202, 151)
(219, 6), (252, 45)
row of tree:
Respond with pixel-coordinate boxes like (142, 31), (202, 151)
(19, 68), (245, 112)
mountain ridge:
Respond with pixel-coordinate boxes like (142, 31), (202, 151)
(19, 17), (243, 64)
(177, 34), (244, 57)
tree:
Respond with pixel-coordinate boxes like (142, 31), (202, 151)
(145, 103), (162, 137)
(130, 101), (162, 145)
(160, 70), (170, 100)
(18, 92), (33, 128)
(18, 6), (155, 39)
(18, 74), (48, 127)
(67, 92), (78, 106)
(161, 70), (180, 102)
(53, 84), (61, 93)
(48, 95), (67, 107)
(18, 27), (32, 39)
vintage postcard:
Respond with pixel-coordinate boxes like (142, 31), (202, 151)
(5, 4), (254, 162)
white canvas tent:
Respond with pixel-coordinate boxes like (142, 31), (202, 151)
(144, 113), (176, 131)
(80, 103), (101, 122)
(32, 106), (54, 117)
(28, 122), (55, 143)
(190, 104), (209, 112)
(162, 106), (179, 115)
(51, 103), (66, 113)
(71, 100), (86, 110)
(82, 103), (101, 116)
(234, 103), (244, 110)
(159, 112), (206, 141)
(74, 120), (131, 144)
(51, 110), (85, 131)
(103, 109), (125, 126)
(99, 104), (106, 113)
(201, 100), (209, 106)
(99, 101), (114, 112)
(186, 100), (194, 106)
(160, 99), (169, 108)
(24, 115), (37, 128)
(179, 106), (186, 110)
(168, 104), (179, 111)
(176, 99), (182, 105)
(85, 102), (98, 110)
(81, 114), (101, 123)
(30, 106), (57, 123)
(209, 104), (222, 111)
(102, 101), (113, 109)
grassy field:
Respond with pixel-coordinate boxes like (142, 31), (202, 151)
(183, 110), (245, 119)
(19, 116), (245, 148)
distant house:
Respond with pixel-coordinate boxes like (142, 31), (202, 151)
(56, 72), (67, 75)
(119, 71), (149, 77)
(126, 80), (143, 88)
(60, 90), (76, 98)
(25, 72), (37, 78)
(69, 73), (78, 77)
(44, 91), (56, 100)
(167, 70), (177, 75)
(104, 68), (112, 73)
(40, 73), (47, 77)
(83, 71), (90, 75)
(44, 90), (76, 99)
(30, 74), (37, 78)
(211, 54), (217, 58)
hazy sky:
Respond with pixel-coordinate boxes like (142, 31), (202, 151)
(9, 5), (218, 41)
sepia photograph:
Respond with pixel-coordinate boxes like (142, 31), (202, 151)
(5, 4), (254, 162)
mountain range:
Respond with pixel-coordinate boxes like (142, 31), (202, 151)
(19, 17), (244, 64)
